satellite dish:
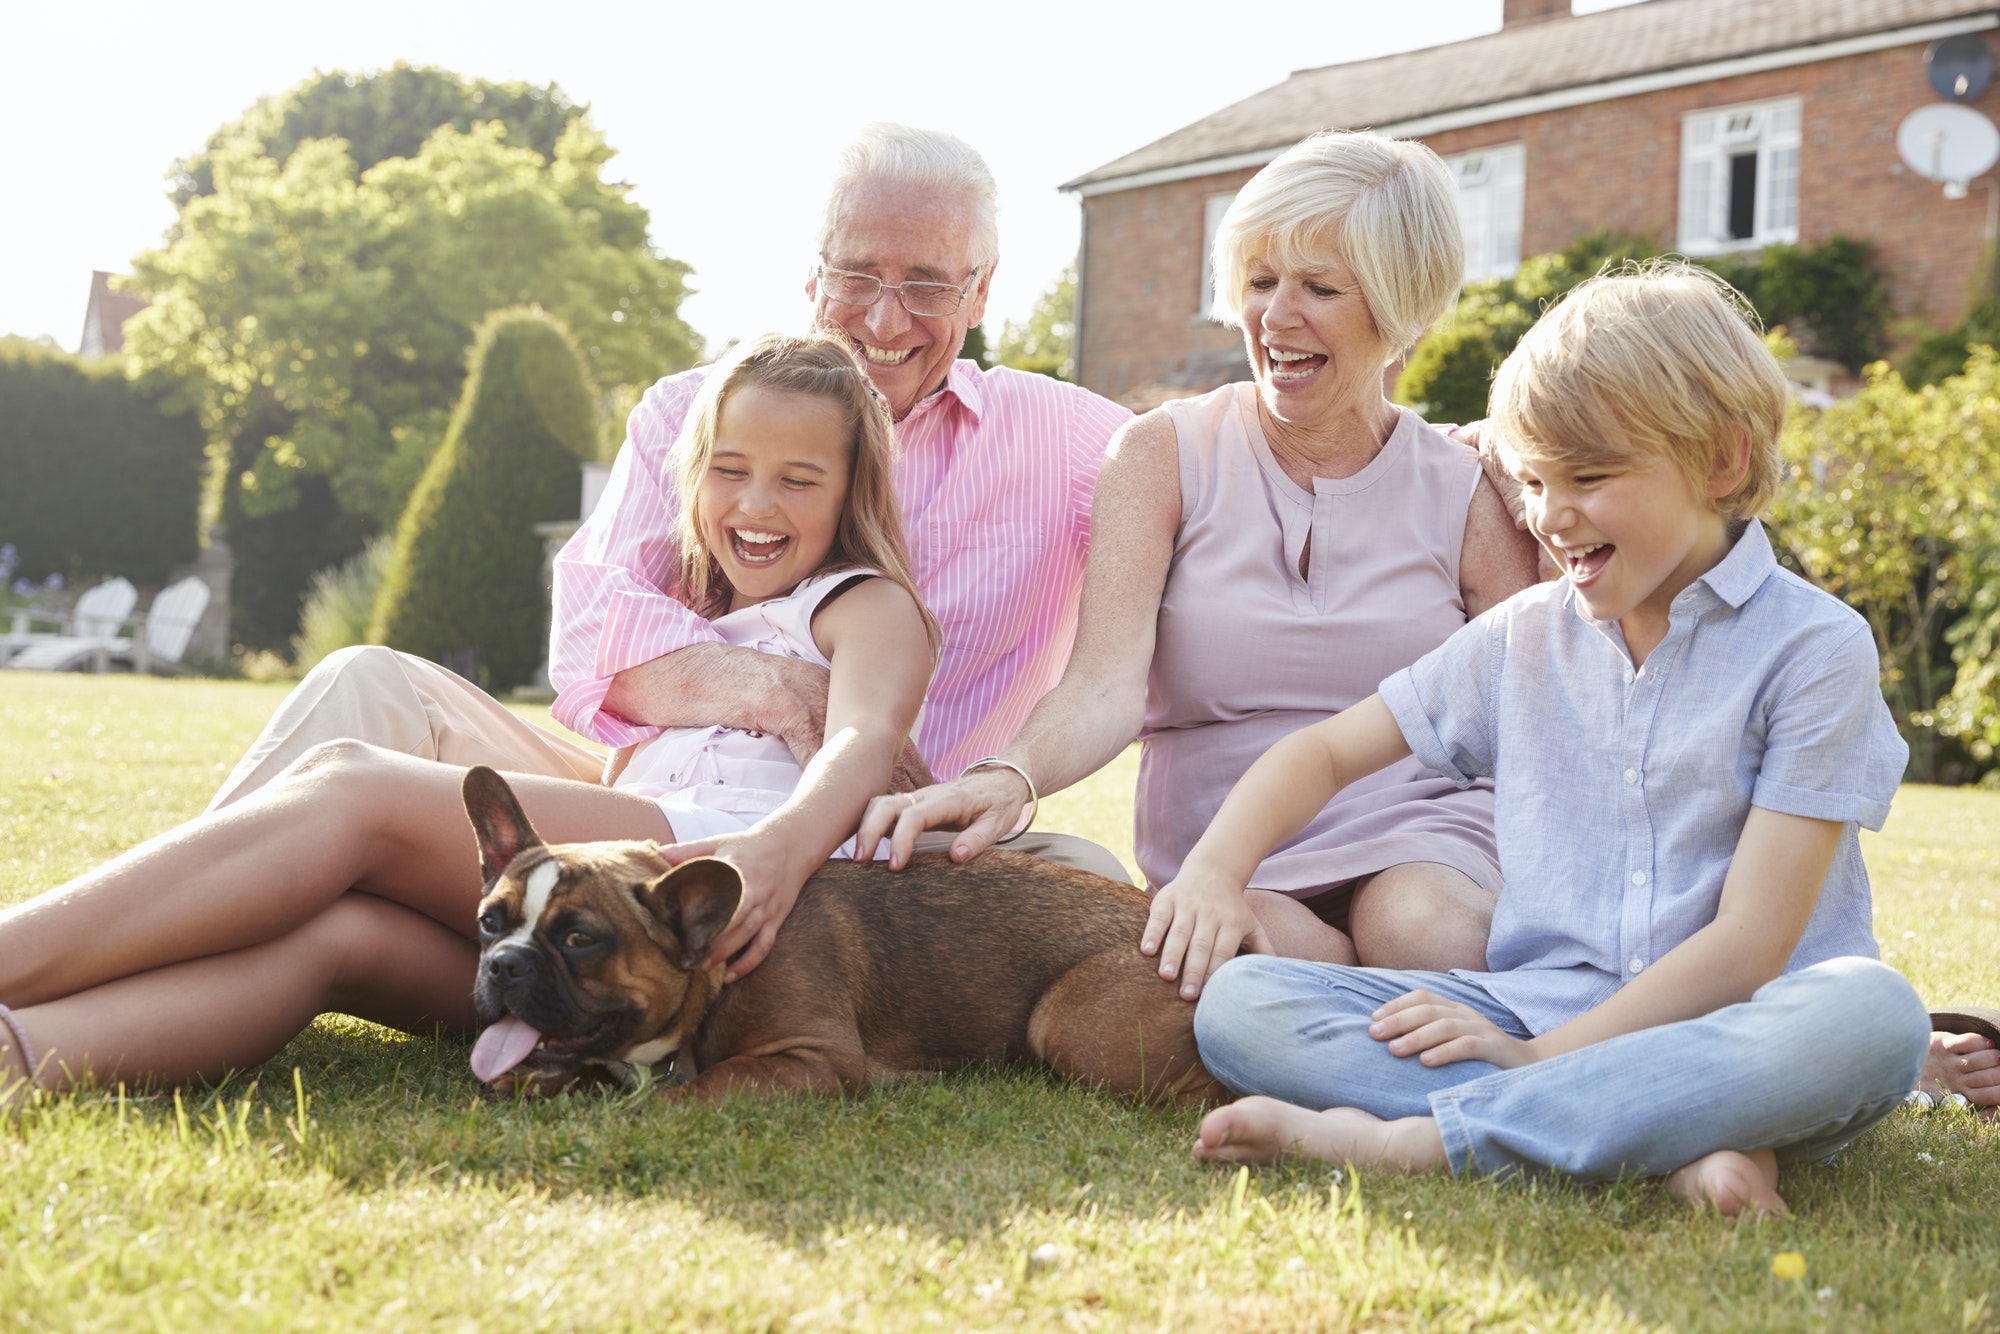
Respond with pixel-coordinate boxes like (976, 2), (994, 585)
(1897, 102), (2000, 198)
(1927, 33), (1994, 101)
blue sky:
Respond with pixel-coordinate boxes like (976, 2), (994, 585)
(2, 0), (1636, 357)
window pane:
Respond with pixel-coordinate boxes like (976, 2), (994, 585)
(1728, 153), (1758, 240)
(1765, 144), (1799, 233)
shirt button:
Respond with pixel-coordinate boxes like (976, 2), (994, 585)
(1631, 870), (1647, 886)
(1623, 768), (1639, 784)
(1624, 669), (1635, 684)
(1629, 956), (1645, 974)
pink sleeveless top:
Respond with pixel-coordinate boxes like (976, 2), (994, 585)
(1138, 383), (1500, 895)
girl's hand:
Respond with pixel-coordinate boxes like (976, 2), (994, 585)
(1142, 867), (1273, 1001)
(658, 829), (808, 983)
(854, 768), (1032, 869)
(1370, 990), (1536, 1069)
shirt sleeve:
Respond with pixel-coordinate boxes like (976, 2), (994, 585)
(1065, 386), (1133, 556)
(1378, 608), (1503, 787)
(549, 370), (721, 747)
(1751, 619), (1908, 830)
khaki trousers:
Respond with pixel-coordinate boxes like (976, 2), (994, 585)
(211, 646), (1133, 884)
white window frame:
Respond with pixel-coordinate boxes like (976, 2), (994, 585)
(1444, 143), (1526, 282)
(1198, 191), (1237, 318)
(1678, 96), (1801, 255)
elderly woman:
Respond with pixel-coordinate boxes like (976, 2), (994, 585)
(860, 131), (1540, 997)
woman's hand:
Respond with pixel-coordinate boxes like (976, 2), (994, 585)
(854, 768), (1033, 869)
(1141, 866), (1273, 1001)
(1369, 990), (1536, 1069)
(658, 828), (810, 983)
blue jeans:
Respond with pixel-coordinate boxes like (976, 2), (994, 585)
(1192, 955), (1930, 1181)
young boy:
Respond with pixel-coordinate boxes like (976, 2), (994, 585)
(1166, 263), (1930, 1217)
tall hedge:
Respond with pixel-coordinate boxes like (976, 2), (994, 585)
(0, 338), (204, 583)
(367, 308), (594, 690)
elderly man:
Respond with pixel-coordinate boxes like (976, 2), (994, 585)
(210, 123), (1133, 893)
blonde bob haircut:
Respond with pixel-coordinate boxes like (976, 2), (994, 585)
(669, 330), (938, 653)
(1490, 261), (1787, 522)
(1209, 130), (1465, 358)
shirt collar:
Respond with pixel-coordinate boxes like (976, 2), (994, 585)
(904, 358), (984, 427)
(1690, 517), (1777, 610)
(1563, 516), (1779, 634)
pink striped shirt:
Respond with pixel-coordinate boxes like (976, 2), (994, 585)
(550, 359), (1131, 779)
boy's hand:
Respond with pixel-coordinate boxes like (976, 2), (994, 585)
(1142, 867), (1273, 1001)
(1371, 990), (1536, 1069)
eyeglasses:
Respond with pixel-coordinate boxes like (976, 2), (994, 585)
(816, 264), (982, 317)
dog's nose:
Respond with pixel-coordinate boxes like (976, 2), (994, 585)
(484, 943), (536, 987)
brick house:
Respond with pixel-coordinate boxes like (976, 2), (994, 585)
(78, 271), (147, 359)
(1064, 0), (2000, 407)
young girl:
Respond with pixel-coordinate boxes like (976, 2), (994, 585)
(0, 331), (935, 1107)
(1173, 265), (1931, 1218)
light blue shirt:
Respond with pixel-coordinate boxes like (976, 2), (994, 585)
(1380, 520), (1907, 1035)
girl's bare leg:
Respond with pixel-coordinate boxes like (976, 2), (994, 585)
(0, 740), (671, 1008)
(3, 894), (480, 1107)
(1664, 1148), (1787, 1219)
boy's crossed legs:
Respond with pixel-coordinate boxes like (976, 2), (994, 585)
(1190, 954), (1930, 1216)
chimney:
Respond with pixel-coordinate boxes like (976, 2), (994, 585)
(1503, 0), (1570, 27)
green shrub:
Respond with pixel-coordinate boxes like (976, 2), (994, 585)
(367, 308), (593, 691)
(1397, 233), (1893, 421)
(291, 536), (393, 673)
(0, 338), (204, 584)
(1770, 350), (2000, 782)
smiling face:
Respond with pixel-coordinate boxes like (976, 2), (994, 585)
(809, 176), (992, 421)
(1238, 247), (1395, 434)
(696, 383), (852, 612)
(1506, 444), (1734, 663)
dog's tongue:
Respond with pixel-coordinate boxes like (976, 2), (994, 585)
(470, 1016), (543, 1082)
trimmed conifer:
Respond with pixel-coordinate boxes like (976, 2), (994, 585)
(368, 307), (594, 690)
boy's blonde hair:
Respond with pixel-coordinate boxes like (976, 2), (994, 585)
(1209, 130), (1464, 358)
(1490, 261), (1787, 520)
(669, 331), (937, 652)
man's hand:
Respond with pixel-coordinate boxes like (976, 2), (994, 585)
(1141, 864), (1273, 1001)
(855, 767), (1031, 868)
(1447, 420), (1527, 528)
(1369, 989), (1536, 1069)
(605, 642), (931, 788)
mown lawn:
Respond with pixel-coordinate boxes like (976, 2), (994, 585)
(1, 672), (1994, 1332)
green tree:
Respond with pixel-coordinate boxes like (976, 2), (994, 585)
(368, 308), (595, 692)
(170, 63), (583, 205)
(0, 338), (204, 585)
(125, 70), (700, 647)
(1770, 351), (2000, 780)
(1397, 233), (1893, 423)
(995, 265), (1076, 380)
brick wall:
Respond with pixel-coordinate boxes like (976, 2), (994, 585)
(1078, 36), (2000, 406)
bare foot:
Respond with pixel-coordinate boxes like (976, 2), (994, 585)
(1664, 1148), (1787, 1220)
(1193, 1096), (1448, 1173)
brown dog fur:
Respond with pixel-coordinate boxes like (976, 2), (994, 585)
(463, 767), (1227, 1107)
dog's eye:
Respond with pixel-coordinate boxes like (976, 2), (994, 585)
(477, 906), (507, 936)
(562, 931), (595, 949)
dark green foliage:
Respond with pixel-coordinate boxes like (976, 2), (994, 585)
(1903, 292), (2000, 387)
(170, 64), (582, 205)
(960, 323), (991, 369)
(368, 309), (594, 691)
(1709, 235), (1894, 371)
(0, 339), (203, 584)
(1397, 233), (1894, 422)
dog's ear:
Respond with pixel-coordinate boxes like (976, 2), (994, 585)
(462, 766), (547, 886)
(637, 858), (744, 970)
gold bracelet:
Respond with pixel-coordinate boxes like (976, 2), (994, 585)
(958, 756), (1038, 845)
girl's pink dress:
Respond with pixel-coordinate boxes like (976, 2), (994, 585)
(1139, 383), (1500, 896)
(614, 567), (895, 859)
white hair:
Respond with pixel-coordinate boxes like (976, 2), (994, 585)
(1211, 130), (1464, 357)
(818, 123), (1000, 271)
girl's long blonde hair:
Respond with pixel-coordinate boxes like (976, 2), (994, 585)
(669, 331), (937, 653)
